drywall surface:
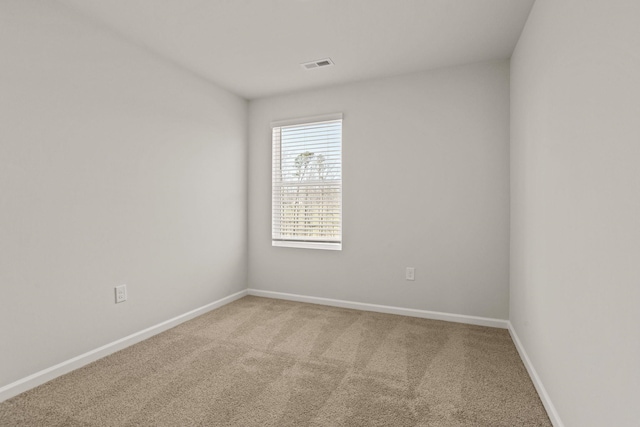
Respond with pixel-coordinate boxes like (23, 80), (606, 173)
(249, 61), (510, 319)
(510, 0), (640, 426)
(0, 0), (247, 388)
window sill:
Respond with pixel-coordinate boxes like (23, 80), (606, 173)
(272, 241), (342, 251)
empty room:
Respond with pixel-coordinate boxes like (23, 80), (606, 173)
(1, 0), (638, 426)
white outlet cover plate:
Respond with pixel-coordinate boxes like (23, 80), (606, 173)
(406, 267), (415, 281)
(115, 285), (127, 303)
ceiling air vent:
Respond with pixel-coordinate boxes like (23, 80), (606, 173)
(301, 58), (334, 70)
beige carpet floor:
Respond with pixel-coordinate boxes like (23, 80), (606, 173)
(0, 296), (551, 426)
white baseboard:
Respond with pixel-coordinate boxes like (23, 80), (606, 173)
(0, 289), (248, 403)
(508, 323), (564, 427)
(247, 289), (508, 329)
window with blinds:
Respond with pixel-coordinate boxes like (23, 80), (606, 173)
(272, 114), (342, 250)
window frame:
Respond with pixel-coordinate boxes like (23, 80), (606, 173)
(271, 113), (343, 251)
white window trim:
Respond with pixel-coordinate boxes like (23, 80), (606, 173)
(272, 241), (342, 251)
(271, 113), (343, 251)
(271, 113), (343, 128)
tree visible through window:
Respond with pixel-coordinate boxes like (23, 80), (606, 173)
(272, 115), (342, 250)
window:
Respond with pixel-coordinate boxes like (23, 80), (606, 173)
(272, 114), (342, 250)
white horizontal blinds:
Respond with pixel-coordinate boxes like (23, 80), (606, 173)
(272, 118), (342, 244)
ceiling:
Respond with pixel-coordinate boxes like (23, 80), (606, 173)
(57, 0), (535, 99)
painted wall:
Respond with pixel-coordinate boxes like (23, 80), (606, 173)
(0, 0), (247, 388)
(248, 61), (510, 320)
(510, 0), (640, 426)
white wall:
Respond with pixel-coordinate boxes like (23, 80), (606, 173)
(249, 61), (510, 320)
(0, 0), (247, 388)
(510, 1), (640, 426)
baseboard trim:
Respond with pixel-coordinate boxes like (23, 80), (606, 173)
(0, 289), (248, 403)
(247, 289), (508, 329)
(508, 322), (564, 427)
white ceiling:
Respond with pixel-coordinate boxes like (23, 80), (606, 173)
(58, 0), (535, 99)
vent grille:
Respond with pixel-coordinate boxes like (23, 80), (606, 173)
(301, 58), (334, 70)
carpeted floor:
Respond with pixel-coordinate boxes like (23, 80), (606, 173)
(0, 296), (551, 426)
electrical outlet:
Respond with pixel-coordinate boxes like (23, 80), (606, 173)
(115, 285), (127, 303)
(405, 267), (415, 281)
